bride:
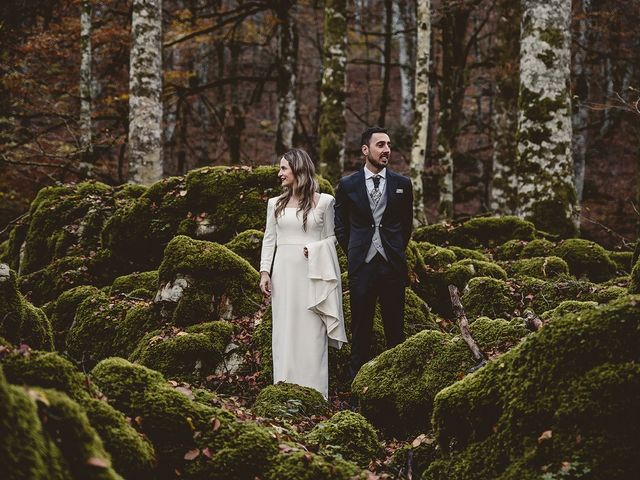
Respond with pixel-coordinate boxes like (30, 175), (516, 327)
(259, 149), (347, 399)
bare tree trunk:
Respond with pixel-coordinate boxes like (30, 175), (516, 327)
(128, 0), (163, 185)
(410, 0), (431, 226)
(516, 0), (576, 237)
(275, 1), (298, 155)
(394, 0), (415, 126)
(318, 0), (347, 184)
(572, 0), (592, 221)
(448, 285), (485, 364)
(377, 0), (393, 127)
(490, 0), (520, 214)
(79, 0), (93, 176)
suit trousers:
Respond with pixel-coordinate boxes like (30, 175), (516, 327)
(348, 253), (405, 379)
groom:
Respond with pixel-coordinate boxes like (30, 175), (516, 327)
(334, 127), (414, 380)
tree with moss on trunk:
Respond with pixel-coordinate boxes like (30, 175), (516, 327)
(516, 0), (576, 237)
(318, 0), (347, 184)
(410, 0), (431, 226)
(128, 0), (163, 185)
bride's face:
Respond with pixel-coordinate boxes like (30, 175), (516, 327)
(279, 158), (296, 189)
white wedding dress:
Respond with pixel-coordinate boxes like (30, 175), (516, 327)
(260, 193), (345, 399)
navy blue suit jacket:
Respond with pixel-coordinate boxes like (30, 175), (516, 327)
(334, 168), (413, 277)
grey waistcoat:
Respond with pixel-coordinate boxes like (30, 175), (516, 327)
(365, 186), (388, 262)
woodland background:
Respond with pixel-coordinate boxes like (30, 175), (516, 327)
(1, 0), (639, 244)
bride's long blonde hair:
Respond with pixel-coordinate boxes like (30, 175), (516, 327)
(274, 149), (319, 231)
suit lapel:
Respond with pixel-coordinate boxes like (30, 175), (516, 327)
(354, 169), (372, 218)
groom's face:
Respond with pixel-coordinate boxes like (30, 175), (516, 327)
(363, 133), (391, 172)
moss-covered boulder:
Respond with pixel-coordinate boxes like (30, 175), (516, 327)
(225, 229), (264, 271)
(453, 216), (537, 248)
(129, 321), (234, 382)
(158, 235), (261, 325)
(553, 238), (617, 282)
(424, 295), (640, 479)
(449, 246), (488, 262)
(415, 242), (457, 269)
(520, 238), (555, 258)
(507, 256), (569, 279)
(609, 250), (633, 273)
(47, 285), (100, 350)
(493, 239), (527, 261)
(252, 382), (328, 419)
(540, 300), (598, 322)
(412, 223), (454, 246)
(629, 257), (640, 294)
(91, 357), (278, 479)
(352, 318), (529, 437)
(461, 277), (518, 319)
(305, 410), (381, 468)
(264, 450), (362, 480)
(388, 434), (439, 479)
(0, 264), (53, 350)
(110, 270), (158, 299)
(515, 275), (609, 315)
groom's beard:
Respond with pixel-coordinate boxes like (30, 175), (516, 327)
(367, 152), (389, 170)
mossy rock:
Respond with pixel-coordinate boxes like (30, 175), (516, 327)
(110, 270), (158, 298)
(461, 277), (518, 320)
(0, 264), (53, 350)
(412, 223), (454, 246)
(388, 435), (439, 479)
(507, 256), (569, 279)
(83, 398), (156, 478)
(91, 358), (278, 479)
(553, 238), (617, 283)
(129, 321), (234, 382)
(425, 295), (640, 480)
(18, 181), (114, 276)
(48, 285), (100, 350)
(264, 450), (362, 480)
(590, 284), (627, 304)
(493, 239), (527, 261)
(415, 242), (456, 269)
(352, 318), (529, 437)
(448, 246), (488, 262)
(158, 235), (261, 324)
(452, 216), (537, 248)
(404, 288), (439, 337)
(540, 300), (598, 322)
(252, 382), (328, 419)
(519, 238), (555, 258)
(515, 275), (603, 315)
(225, 229), (264, 271)
(629, 258), (640, 294)
(609, 250), (632, 273)
(305, 410), (381, 468)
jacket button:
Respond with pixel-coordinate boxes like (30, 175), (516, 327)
(371, 224), (374, 227)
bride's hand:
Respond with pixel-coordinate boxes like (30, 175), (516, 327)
(259, 271), (272, 296)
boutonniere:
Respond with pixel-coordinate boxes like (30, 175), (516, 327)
(396, 188), (404, 193)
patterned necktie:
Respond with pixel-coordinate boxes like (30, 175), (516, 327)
(370, 175), (382, 206)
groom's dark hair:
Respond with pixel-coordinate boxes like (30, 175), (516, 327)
(361, 126), (388, 148)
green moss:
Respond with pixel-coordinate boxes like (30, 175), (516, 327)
(425, 295), (640, 479)
(520, 238), (555, 258)
(449, 246), (488, 262)
(462, 277), (518, 320)
(493, 239), (527, 261)
(590, 284), (627, 303)
(91, 358), (277, 479)
(111, 302), (159, 358)
(416, 242), (457, 269)
(352, 318), (529, 437)
(265, 450), (362, 480)
(515, 275), (604, 315)
(305, 410), (381, 468)
(0, 350), (93, 402)
(48, 285), (100, 350)
(413, 223), (453, 245)
(404, 288), (439, 336)
(453, 216), (537, 248)
(540, 300), (597, 322)
(129, 321), (234, 382)
(507, 256), (569, 279)
(225, 229), (264, 271)
(629, 259), (640, 294)
(0, 265), (53, 350)
(110, 270), (158, 297)
(253, 382), (328, 419)
(553, 238), (616, 283)
(609, 251), (633, 273)
(159, 236), (262, 322)
(0, 239), (8, 263)
(83, 398), (156, 478)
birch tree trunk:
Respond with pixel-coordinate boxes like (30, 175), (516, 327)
(410, 0), (431, 226)
(572, 0), (591, 216)
(318, 0), (347, 184)
(128, 0), (163, 184)
(394, 0), (415, 126)
(489, 0), (520, 214)
(275, 1), (298, 155)
(377, 0), (393, 127)
(516, 0), (576, 237)
(79, 0), (93, 176)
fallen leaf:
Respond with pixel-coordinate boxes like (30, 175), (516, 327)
(211, 417), (221, 431)
(134, 416), (143, 426)
(412, 434), (426, 447)
(176, 386), (194, 400)
(202, 447), (213, 459)
(362, 386), (369, 394)
(184, 449), (200, 461)
(86, 457), (110, 468)
(538, 430), (552, 443)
